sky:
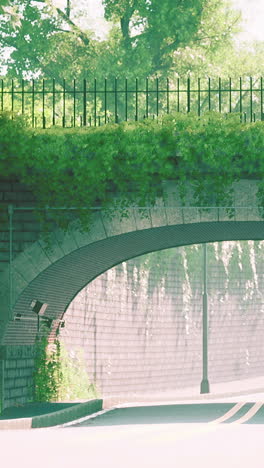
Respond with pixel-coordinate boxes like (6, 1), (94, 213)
(53, 0), (264, 43)
(231, 0), (264, 42)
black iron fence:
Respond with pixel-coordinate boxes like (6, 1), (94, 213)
(1, 76), (263, 128)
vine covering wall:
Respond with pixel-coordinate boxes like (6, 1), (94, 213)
(60, 240), (264, 397)
(1, 111), (264, 231)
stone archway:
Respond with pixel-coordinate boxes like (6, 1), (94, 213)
(0, 179), (263, 408)
(0, 178), (263, 345)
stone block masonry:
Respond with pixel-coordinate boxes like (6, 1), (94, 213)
(0, 179), (40, 274)
(0, 345), (35, 409)
(60, 242), (264, 399)
(0, 177), (264, 406)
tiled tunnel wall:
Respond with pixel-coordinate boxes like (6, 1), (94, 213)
(60, 241), (264, 399)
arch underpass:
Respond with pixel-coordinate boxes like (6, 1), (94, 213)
(2, 219), (264, 339)
(0, 178), (264, 409)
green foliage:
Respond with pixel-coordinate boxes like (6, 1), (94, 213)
(0, 0), (243, 81)
(0, 0), (21, 28)
(1, 111), (264, 231)
(130, 240), (264, 297)
(0, 112), (29, 175)
(33, 336), (98, 402)
(103, 0), (240, 77)
(1, 0), (262, 133)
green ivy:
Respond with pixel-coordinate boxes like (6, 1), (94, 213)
(129, 240), (264, 295)
(33, 336), (99, 402)
(1, 111), (264, 231)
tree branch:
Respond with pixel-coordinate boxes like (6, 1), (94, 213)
(55, 7), (90, 46)
(120, 0), (139, 41)
(0, 36), (63, 83)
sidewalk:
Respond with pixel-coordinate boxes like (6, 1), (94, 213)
(0, 399), (103, 430)
(103, 375), (264, 408)
(1, 375), (264, 429)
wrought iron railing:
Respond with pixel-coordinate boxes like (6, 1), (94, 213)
(1, 76), (263, 128)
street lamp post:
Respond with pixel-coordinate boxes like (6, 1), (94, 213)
(200, 243), (210, 394)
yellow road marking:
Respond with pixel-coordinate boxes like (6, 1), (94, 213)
(230, 401), (263, 424)
(208, 402), (246, 425)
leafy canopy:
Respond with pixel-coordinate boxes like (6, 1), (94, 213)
(0, 0), (243, 81)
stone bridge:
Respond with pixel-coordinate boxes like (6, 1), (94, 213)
(0, 177), (264, 408)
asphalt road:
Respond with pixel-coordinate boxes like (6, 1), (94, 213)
(1, 398), (264, 468)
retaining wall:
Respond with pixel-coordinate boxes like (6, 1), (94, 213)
(0, 345), (35, 409)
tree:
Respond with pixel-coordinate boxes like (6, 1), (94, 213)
(102, 0), (242, 76)
(0, 0), (243, 81)
(0, 0), (93, 80)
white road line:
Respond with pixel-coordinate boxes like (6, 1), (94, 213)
(230, 401), (263, 424)
(54, 407), (117, 428)
(209, 402), (246, 424)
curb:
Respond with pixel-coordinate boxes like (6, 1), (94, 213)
(0, 399), (103, 430)
(2, 385), (264, 430)
(102, 387), (264, 408)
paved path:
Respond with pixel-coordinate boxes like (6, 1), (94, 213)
(0, 402), (79, 420)
(72, 401), (264, 427)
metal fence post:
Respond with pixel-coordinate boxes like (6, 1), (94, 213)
(1, 76), (263, 126)
(250, 76), (253, 122)
(63, 78), (66, 127)
(200, 243), (210, 394)
(94, 78), (97, 126)
(1, 79), (3, 112)
(208, 77), (211, 112)
(11, 79), (14, 118)
(261, 76), (263, 121)
(198, 77), (201, 116)
(32, 79), (35, 128)
(83, 79), (87, 127)
(187, 77), (191, 112)
(21, 79), (25, 115)
(145, 77), (149, 119)
(42, 79), (46, 129)
(166, 77), (170, 114)
(135, 77), (138, 121)
(115, 77), (118, 123)
(104, 78), (107, 124)
(52, 78), (56, 126)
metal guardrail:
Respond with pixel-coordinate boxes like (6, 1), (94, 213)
(1, 76), (263, 128)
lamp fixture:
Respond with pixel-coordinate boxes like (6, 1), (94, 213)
(30, 300), (48, 316)
(30, 300), (49, 332)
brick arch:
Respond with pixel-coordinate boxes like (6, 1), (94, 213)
(1, 216), (264, 345)
(0, 177), (263, 344)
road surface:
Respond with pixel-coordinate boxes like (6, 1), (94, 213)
(1, 394), (264, 468)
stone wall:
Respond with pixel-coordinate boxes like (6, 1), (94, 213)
(60, 241), (264, 398)
(1, 176), (264, 405)
(1, 242), (264, 407)
(0, 345), (35, 409)
(0, 179), (39, 275)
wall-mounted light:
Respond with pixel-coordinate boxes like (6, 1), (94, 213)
(30, 300), (49, 316)
(14, 302), (61, 333)
(30, 300), (49, 332)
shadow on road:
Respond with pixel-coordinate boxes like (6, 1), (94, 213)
(70, 402), (264, 427)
